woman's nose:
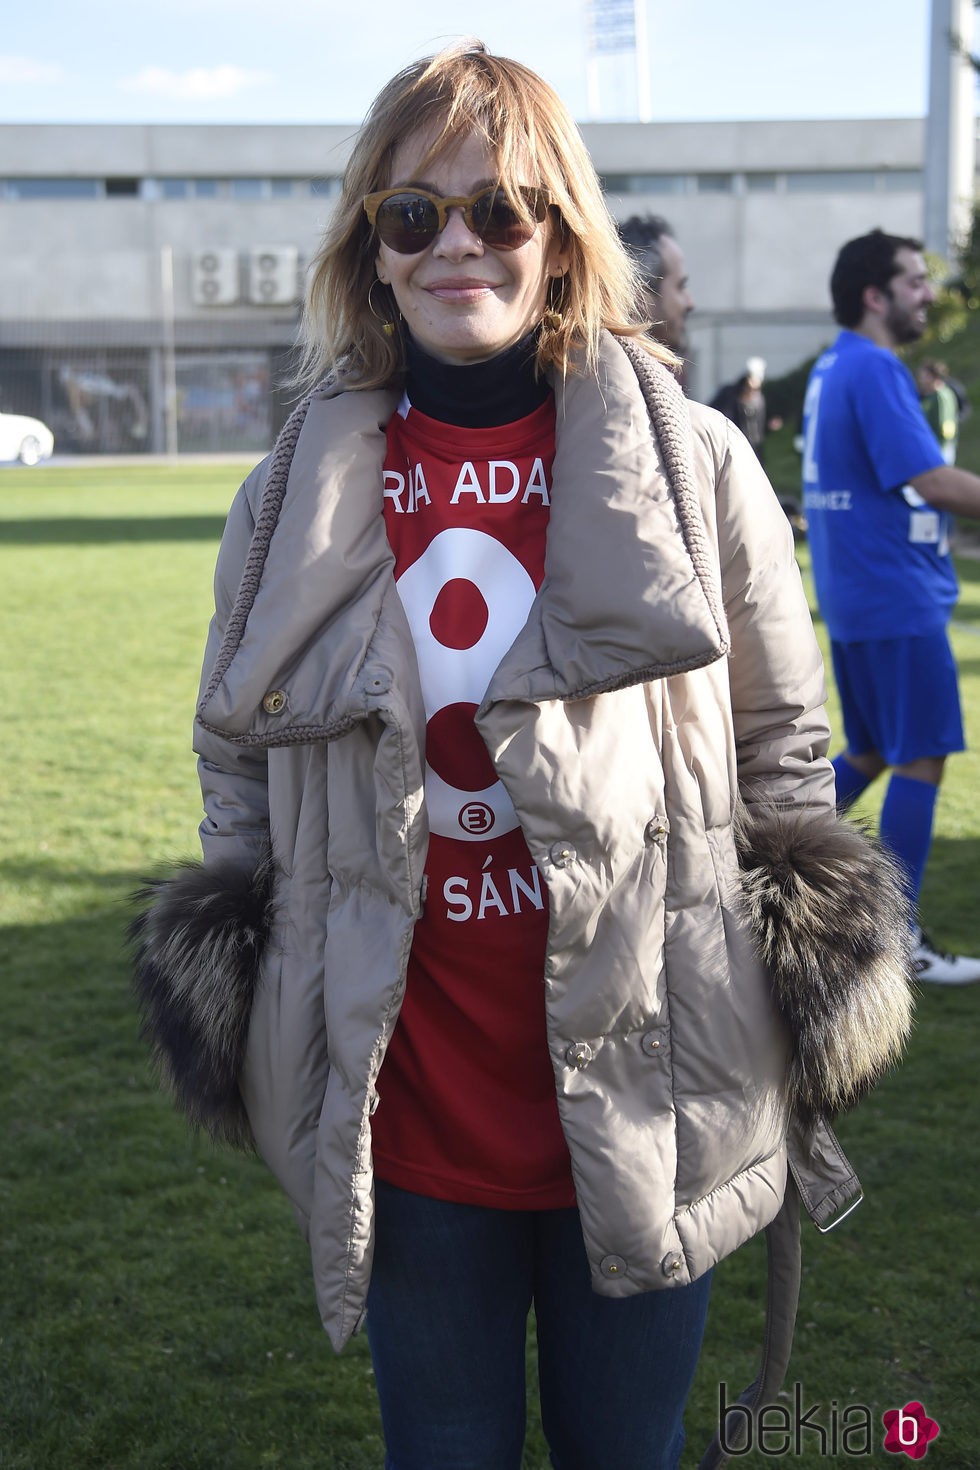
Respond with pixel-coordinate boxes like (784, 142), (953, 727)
(432, 207), (483, 256)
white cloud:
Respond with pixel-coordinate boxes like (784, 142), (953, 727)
(119, 64), (272, 101)
(0, 54), (65, 85)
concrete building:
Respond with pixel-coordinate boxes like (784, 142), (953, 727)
(0, 116), (972, 454)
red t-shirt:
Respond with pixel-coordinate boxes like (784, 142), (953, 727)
(371, 394), (575, 1209)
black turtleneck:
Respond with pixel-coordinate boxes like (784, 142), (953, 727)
(404, 330), (550, 428)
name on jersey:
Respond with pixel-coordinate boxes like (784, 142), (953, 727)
(385, 457), (552, 514)
(803, 488), (852, 511)
(443, 854), (545, 923)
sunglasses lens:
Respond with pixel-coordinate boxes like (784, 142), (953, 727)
(375, 193), (440, 253)
(371, 187), (547, 253)
(474, 189), (539, 250)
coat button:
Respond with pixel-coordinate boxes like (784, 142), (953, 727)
(641, 1031), (665, 1057)
(600, 1254), (628, 1278)
(566, 1041), (594, 1069)
(262, 690), (286, 715)
(550, 841), (577, 868)
(661, 1251), (685, 1278)
(645, 816), (670, 843)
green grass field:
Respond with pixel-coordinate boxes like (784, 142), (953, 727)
(2, 463), (978, 1469)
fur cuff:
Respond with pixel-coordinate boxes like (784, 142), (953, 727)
(129, 847), (276, 1148)
(735, 803), (914, 1121)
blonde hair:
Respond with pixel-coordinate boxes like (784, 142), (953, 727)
(296, 41), (674, 389)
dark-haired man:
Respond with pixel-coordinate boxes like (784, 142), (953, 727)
(802, 228), (980, 983)
(618, 214), (694, 357)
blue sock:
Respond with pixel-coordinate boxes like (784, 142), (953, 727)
(832, 753), (872, 812)
(879, 773), (938, 911)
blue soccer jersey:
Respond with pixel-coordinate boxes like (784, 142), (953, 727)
(801, 330), (954, 641)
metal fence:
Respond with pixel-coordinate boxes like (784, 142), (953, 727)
(0, 310), (300, 459)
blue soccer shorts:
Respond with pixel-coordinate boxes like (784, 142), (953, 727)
(830, 630), (965, 766)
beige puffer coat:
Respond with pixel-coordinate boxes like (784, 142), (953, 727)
(133, 335), (912, 1364)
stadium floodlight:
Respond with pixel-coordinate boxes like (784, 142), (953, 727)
(585, 0), (650, 122)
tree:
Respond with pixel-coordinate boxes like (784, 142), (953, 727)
(939, 2), (979, 70)
(954, 199), (980, 304)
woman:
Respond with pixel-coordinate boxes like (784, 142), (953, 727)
(134, 43), (913, 1470)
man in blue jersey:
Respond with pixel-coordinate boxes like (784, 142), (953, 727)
(803, 228), (980, 984)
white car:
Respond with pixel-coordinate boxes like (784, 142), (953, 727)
(0, 410), (54, 466)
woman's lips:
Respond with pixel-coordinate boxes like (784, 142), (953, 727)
(425, 280), (497, 302)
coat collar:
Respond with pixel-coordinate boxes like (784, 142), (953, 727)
(483, 334), (728, 708)
(197, 334), (729, 744)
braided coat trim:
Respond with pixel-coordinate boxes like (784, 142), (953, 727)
(617, 336), (729, 655)
(201, 383), (325, 706)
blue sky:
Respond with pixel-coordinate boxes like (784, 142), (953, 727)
(0, 0), (966, 126)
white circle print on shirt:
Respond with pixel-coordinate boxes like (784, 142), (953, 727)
(395, 527), (536, 841)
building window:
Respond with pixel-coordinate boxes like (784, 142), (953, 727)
(229, 178), (264, 200)
(882, 169), (923, 191)
(696, 173), (733, 193)
(745, 172), (779, 192)
(4, 178), (101, 199)
(601, 173), (690, 195)
(143, 177), (295, 201)
(785, 171), (878, 192)
(105, 177), (140, 197)
(309, 177), (341, 198)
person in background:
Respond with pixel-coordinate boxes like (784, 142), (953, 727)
(711, 356), (783, 466)
(617, 214), (695, 364)
(133, 52), (914, 1470)
(916, 358), (959, 464)
(802, 228), (980, 985)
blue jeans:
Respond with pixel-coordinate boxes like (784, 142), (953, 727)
(366, 1181), (712, 1470)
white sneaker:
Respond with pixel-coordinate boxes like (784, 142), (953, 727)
(913, 929), (980, 986)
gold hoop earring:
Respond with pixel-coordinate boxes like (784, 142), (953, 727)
(369, 278), (396, 338)
(542, 271), (565, 331)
